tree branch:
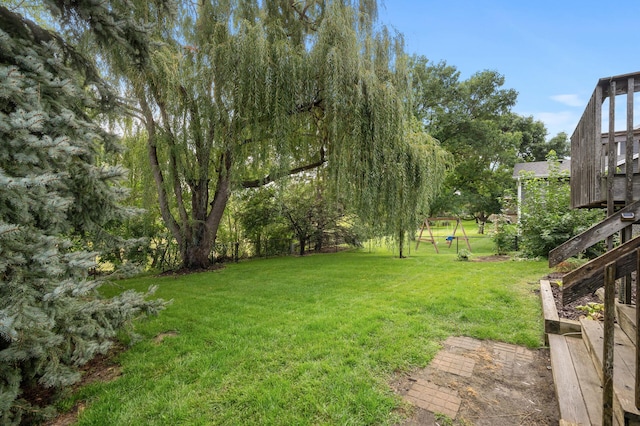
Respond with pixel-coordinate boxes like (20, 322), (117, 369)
(0, 6), (115, 106)
(148, 81), (191, 234)
(289, 0), (322, 31)
(241, 147), (326, 188)
(136, 84), (182, 246)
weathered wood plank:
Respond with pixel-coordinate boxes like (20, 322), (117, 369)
(549, 199), (640, 267)
(637, 248), (640, 411)
(562, 235), (640, 304)
(540, 280), (581, 338)
(559, 319), (582, 336)
(616, 302), (637, 346)
(603, 262), (615, 426)
(541, 280), (558, 338)
(565, 335), (603, 425)
(549, 333), (592, 425)
(596, 175), (640, 206)
(571, 82), (605, 209)
(623, 78), (635, 305)
(582, 319), (640, 425)
(608, 80), (616, 226)
(626, 77), (635, 204)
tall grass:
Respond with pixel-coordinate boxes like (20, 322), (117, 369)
(66, 227), (549, 425)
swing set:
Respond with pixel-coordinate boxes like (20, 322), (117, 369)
(415, 217), (471, 253)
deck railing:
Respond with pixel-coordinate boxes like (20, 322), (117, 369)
(557, 71), (640, 425)
(570, 72), (640, 209)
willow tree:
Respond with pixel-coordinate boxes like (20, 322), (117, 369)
(48, 0), (448, 268)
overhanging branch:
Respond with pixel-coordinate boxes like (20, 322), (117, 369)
(241, 148), (326, 188)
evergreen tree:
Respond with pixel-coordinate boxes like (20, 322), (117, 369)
(0, 7), (165, 423)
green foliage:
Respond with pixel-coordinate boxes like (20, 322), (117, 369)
(279, 177), (336, 255)
(0, 7), (165, 423)
(456, 248), (472, 261)
(518, 153), (605, 258)
(515, 115), (569, 161)
(491, 216), (518, 255)
(576, 302), (604, 321)
(237, 187), (291, 257)
(53, 0), (450, 268)
(238, 176), (369, 257)
(101, 131), (169, 269)
(410, 57), (522, 221)
(434, 413), (455, 426)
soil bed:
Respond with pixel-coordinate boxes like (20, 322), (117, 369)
(547, 272), (637, 320)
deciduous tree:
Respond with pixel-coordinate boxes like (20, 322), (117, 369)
(48, 0), (448, 267)
(411, 57), (519, 225)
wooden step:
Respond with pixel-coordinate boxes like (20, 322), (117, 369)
(581, 318), (640, 425)
(617, 303), (637, 346)
(540, 280), (581, 341)
(549, 333), (603, 425)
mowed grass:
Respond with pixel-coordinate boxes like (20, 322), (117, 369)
(68, 228), (550, 425)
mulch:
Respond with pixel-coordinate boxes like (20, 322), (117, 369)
(547, 272), (637, 321)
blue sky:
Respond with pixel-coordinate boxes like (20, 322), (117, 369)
(378, 0), (640, 140)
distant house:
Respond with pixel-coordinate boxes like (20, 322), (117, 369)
(512, 159), (571, 222)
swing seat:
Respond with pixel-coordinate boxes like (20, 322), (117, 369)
(446, 236), (455, 242)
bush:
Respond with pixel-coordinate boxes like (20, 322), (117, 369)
(457, 249), (472, 261)
(518, 153), (604, 259)
(491, 216), (518, 255)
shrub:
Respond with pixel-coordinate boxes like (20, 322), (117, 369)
(518, 153), (604, 259)
(491, 216), (517, 255)
(457, 249), (472, 261)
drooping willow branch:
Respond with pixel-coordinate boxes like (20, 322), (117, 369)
(242, 147), (326, 188)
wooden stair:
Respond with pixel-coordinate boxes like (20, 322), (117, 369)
(542, 280), (640, 425)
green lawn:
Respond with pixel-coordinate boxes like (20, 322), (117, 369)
(65, 228), (550, 425)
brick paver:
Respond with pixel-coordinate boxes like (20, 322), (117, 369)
(400, 338), (541, 421)
(493, 341), (534, 362)
(404, 378), (461, 419)
(492, 341), (535, 377)
(430, 351), (475, 377)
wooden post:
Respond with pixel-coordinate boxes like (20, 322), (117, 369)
(603, 261), (616, 426)
(607, 80), (616, 252)
(622, 77), (635, 304)
(415, 219), (439, 253)
(427, 220), (438, 253)
(636, 247), (640, 409)
(458, 219), (471, 251)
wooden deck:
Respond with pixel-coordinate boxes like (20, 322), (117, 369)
(548, 70), (640, 426)
(571, 72), (640, 209)
(541, 280), (640, 425)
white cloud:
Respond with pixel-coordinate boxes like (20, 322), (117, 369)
(550, 94), (584, 107)
(533, 111), (579, 137)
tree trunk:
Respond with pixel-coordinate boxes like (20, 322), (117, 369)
(180, 158), (231, 269)
(299, 237), (306, 256)
(476, 212), (488, 235)
(182, 240), (212, 270)
(314, 230), (323, 252)
(398, 229), (405, 258)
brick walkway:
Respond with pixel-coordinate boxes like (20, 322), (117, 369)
(400, 336), (542, 423)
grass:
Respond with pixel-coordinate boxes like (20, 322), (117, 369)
(65, 224), (550, 425)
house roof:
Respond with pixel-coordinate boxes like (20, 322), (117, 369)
(512, 159), (571, 179)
